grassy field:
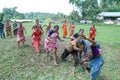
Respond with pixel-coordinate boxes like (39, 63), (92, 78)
(0, 22), (120, 80)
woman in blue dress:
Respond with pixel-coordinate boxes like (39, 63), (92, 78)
(79, 35), (104, 80)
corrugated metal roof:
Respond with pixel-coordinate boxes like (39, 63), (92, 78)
(98, 12), (120, 17)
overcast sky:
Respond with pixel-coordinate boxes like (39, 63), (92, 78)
(0, 0), (73, 15)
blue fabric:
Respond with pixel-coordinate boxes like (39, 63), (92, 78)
(83, 41), (91, 55)
(89, 56), (104, 80)
(0, 29), (6, 39)
(48, 30), (54, 36)
(0, 23), (4, 30)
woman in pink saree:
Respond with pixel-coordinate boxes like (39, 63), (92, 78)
(15, 23), (26, 48)
(44, 25), (64, 65)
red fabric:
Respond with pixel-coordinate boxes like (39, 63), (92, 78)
(69, 24), (75, 37)
(16, 27), (25, 42)
(32, 29), (42, 53)
(89, 28), (94, 40)
(92, 27), (96, 37)
(89, 27), (96, 40)
(62, 23), (67, 38)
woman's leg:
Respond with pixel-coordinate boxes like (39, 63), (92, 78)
(17, 41), (20, 49)
(2, 29), (6, 39)
(71, 50), (79, 74)
(61, 48), (70, 60)
(83, 61), (90, 73)
(9, 28), (12, 37)
(71, 50), (79, 67)
(53, 48), (58, 65)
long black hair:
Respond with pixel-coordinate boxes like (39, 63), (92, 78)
(54, 25), (59, 29)
(78, 29), (84, 33)
(78, 39), (85, 45)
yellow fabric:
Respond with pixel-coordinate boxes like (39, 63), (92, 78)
(66, 39), (77, 52)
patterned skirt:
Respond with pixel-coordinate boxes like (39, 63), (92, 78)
(44, 38), (58, 52)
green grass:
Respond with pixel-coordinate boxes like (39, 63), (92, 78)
(0, 22), (120, 80)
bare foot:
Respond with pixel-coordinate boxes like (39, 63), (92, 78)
(85, 69), (90, 74)
(54, 62), (59, 66)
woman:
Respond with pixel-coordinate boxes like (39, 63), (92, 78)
(69, 22), (75, 38)
(32, 19), (43, 32)
(44, 25), (64, 65)
(5, 20), (12, 37)
(70, 28), (84, 41)
(89, 25), (96, 40)
(79, 36), (104, 80)
(46, 22), (51, 34)
(32, 26), (43, 53)
(62, 21), (67, 38)
(15, 23), (26, 48)
(32, 19), (43, 45)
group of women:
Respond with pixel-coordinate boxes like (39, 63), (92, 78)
(2, 19), (103, 80)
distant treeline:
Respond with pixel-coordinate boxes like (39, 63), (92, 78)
(0, 7), (67, 22)
(1, 0), (120, 22)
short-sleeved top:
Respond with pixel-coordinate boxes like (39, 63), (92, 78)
(46, 29), (59, 42)
(47, 30), (54, 36)
(0, 23), (4, 30)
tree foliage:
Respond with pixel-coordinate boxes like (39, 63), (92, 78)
(69, 0), (120, 20)
(24, 12), (65, 22)
(100, 0), (120, 12)
(0, 13), (4, 21)
(68, 10), (81, 22)
(2, 7), (25, 21)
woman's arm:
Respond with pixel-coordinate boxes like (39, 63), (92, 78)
(24, 27), (27, 34)
(73, 45), (82, 51)
(82, 35), (96, 47)
(14, 26), (19, 30)
(46, 34), (53, 43)
(58, 36), (64, 42)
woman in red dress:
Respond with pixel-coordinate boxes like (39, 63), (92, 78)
(89, 25), (96, 40)
(32, 26), (43, 53)
(32, 19), (43, 45)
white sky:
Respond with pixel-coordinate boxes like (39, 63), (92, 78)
(0, 0), (73, 15)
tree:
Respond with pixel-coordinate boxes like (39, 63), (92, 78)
(11, 7), (17, 18)
(69, 10), (81, 22)
(2, 7), (25, 21)
(2, 8), (12, 21)
(69, 0), (120, 21)
(69, 0), (99, 20)
(99, 0), (120, 12)
(0, 13), (4, 21)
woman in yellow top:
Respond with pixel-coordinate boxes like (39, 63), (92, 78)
(61, 33), (82, 67)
